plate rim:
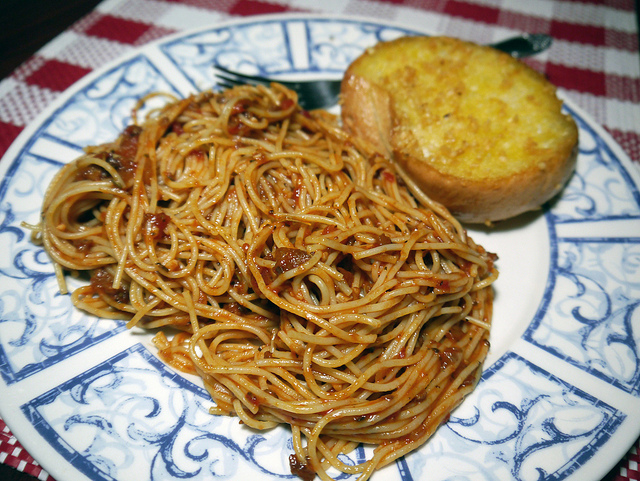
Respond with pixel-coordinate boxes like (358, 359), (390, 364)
(0, 12), (638, 481)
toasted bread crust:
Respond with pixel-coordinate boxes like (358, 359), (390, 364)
(341, 36), (578, 223)
(394, 143), (578, 223)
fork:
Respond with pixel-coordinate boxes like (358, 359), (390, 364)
(214, 33), (552, 110)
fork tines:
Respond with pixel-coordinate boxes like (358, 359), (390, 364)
(212, 64), (342, 110)
(214, 65), (272, 90)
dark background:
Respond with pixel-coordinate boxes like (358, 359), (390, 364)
(0, 0), (102, 80)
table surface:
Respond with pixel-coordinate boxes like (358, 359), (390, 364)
(0, 1), (638, 481)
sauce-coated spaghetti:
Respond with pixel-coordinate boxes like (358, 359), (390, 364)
(36, 84), (498, 481)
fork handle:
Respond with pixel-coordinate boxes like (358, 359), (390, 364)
(489, 33), (552, 58)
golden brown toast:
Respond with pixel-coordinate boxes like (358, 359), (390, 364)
(341, 36), (578, 223)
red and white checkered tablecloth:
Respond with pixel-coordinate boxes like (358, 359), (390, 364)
(0, 1), (638, 480)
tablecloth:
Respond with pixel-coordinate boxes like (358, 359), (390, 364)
(0, 0), (638, 480)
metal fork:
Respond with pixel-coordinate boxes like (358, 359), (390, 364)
(214, 33), (552, 110)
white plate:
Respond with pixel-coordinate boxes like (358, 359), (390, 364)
(1, 13), (639, 481)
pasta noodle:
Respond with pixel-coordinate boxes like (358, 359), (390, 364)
(35, 83), (498, 481)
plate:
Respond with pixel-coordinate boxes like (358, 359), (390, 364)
(1, 13), (639, 481)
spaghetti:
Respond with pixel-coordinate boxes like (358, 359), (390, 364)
(36, 84), (498, 481)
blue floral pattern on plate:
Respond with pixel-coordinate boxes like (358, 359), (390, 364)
(23, 344), (299, 480)
(0, 154), (126, 384)
(0, 14), (639, 481)
(551, 105), (640, 223)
